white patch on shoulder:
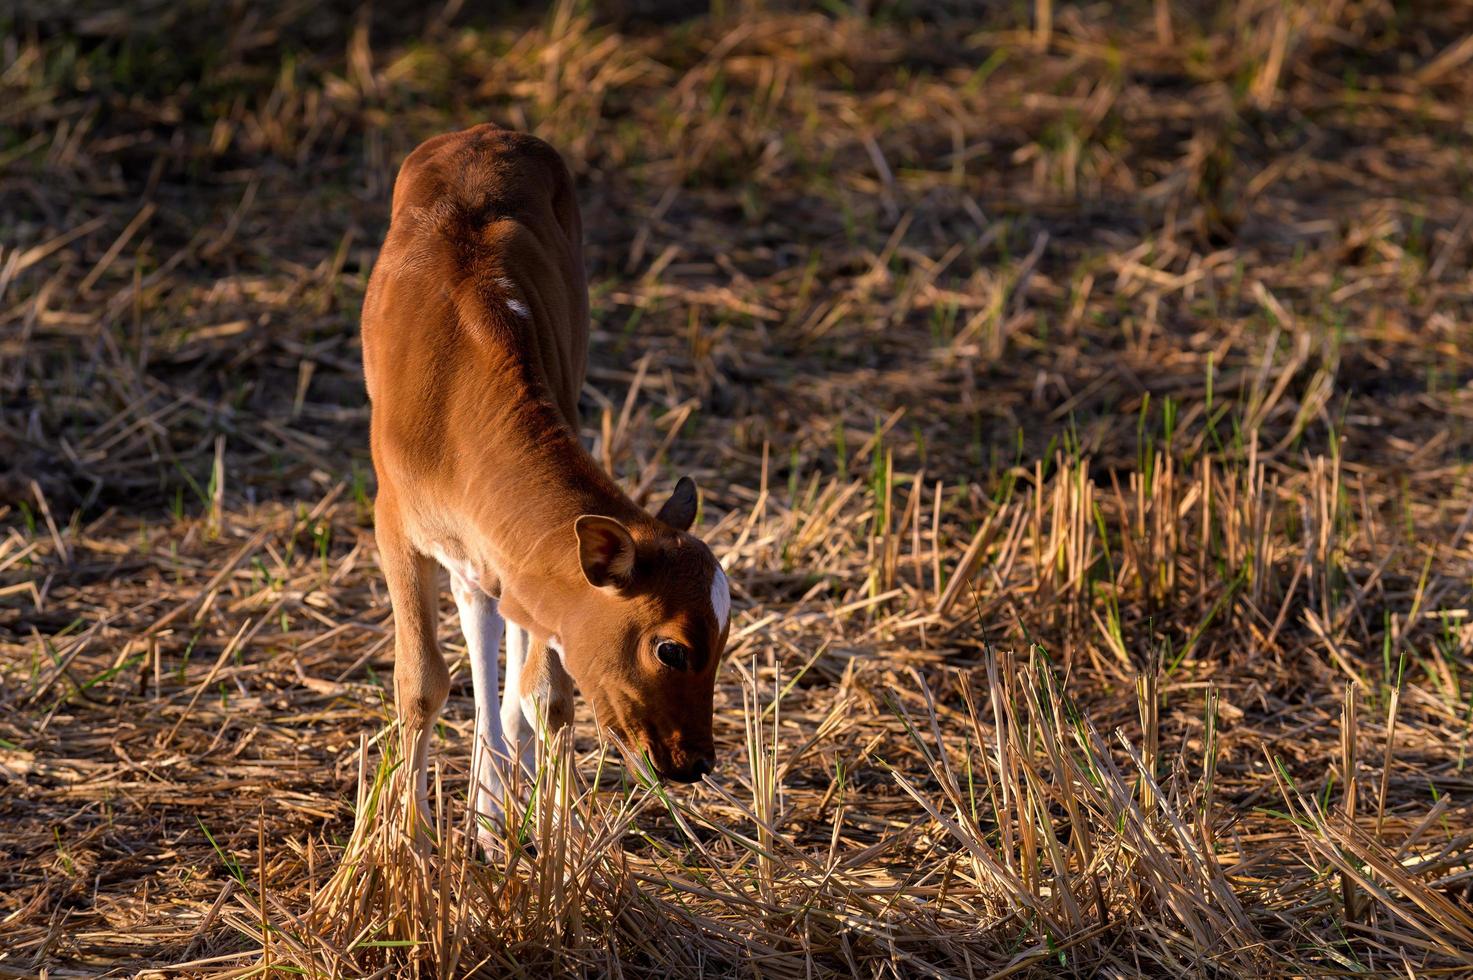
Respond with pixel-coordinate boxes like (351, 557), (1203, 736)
(494, 276), (531, 319)
(710, 565), (730, 632)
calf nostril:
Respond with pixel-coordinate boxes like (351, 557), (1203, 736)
(693, 757), (714, 779)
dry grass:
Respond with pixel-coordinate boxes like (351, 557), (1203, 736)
(4, 0), (1473, 975)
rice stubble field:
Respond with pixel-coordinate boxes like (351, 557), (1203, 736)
(3, 1), (1473, 976)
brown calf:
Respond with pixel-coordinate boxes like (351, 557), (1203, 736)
(361, 125), (730, 843)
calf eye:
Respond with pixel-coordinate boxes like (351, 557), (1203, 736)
(656, 639), (689, 671)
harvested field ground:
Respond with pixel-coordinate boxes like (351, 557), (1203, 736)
(4, 1), (1473, 976)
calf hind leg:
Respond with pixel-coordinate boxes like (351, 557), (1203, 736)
(501, 624), (534, 782)
(450, 573), (508, 853)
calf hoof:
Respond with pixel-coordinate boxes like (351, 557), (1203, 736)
(473, 817), (541, 860)
(405, 801), (437, 852)
(475, 825), (501, 859)
(471, 792), (510, 860)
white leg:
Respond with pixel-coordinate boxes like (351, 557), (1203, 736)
(450, 573), (505, 848)
(502, 622), (535, 779)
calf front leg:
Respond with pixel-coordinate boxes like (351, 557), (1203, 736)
(376, 496), (447, 841)
(519, 637), (578, 835)
(517, 637), (576, 770)
(502, 626), (576, 767)
(497, 624), (577, 844)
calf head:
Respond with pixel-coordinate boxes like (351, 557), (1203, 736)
(560, 477), (730, 782)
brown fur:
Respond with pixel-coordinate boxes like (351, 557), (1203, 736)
(362, 125), (727, 794)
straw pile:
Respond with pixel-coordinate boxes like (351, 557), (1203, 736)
(3, 1), (1472, 975)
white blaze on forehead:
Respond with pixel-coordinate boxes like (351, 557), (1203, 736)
(710, 564), (730, 632)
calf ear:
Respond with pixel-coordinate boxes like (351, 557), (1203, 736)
(654, 476), (698, 531)
(574, 515), (637, 589)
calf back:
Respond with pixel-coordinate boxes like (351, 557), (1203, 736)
(363, 124), (589, 451)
